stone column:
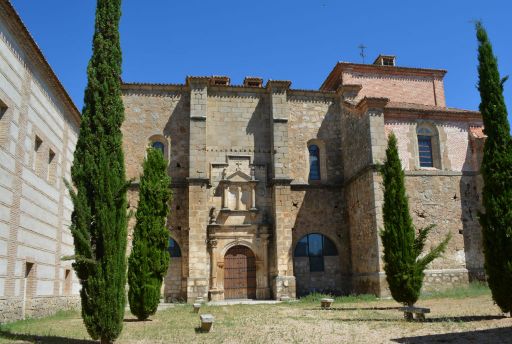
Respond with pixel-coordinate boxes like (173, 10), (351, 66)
(186, 77), (210, 302)
(267, 80), (296, 300)
(208, 239), (218, 289)
(251, 183), (256, 210)
(256, 232), (271, 299)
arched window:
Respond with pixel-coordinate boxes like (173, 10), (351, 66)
(294, 233), (337, 272)
(168, 238), (181, 258)
(152, 141), (165, 156)
(308, 144), (321, 181)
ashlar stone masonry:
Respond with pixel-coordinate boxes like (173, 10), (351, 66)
(121, 55), (485, 301)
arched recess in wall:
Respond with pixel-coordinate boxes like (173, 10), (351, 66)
(148, 134), (169, 161)
(415, 122), (442, 169)
(306, 139), (327, 182)
(293, 233), (341, 296)
(164, 237), (183, 301)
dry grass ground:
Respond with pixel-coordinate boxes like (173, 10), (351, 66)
(1, 284), (511, 344)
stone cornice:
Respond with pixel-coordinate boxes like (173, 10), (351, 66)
(355, 97), (390, 113)
(121, 81), (186, 93)
(1, 0), (81, 125)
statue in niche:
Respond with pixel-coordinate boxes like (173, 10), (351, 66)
(209, 207), (218, 224)
(250, 165), (256, 180)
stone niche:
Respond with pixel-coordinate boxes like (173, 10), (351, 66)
(210, 155), (260, 226)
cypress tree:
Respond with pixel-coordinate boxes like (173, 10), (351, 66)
(68, 0), (127, 342)
(128, 147), (171, 320)
(475, 22), (512, 316)
(380, 134), (450, 307)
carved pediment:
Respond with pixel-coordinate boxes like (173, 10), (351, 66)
(226, 170), (252, 183)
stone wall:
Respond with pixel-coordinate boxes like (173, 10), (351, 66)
(342, 70), (445, 107)
(0, 295), (80, 323)
(164, 257), (183, 301)
(120, 71), (484, 302)
(287, 92), (341, 184)
(405, 173), (484, 278)
(290, 188), (349, 295)
(385, 119), (475, 172)
(294, 256), (342, 296)
(121, 87), (189, 181)
(0, 3), (80, 322)
(384, 117), (484, 280)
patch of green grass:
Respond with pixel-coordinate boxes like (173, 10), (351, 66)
(421, 282), (490, 299)
(297, 292), (378, 304)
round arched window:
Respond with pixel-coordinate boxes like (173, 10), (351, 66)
(294, 233), (337, 272)
(152, 141), (165, 156)
(168, 238), (181, 258)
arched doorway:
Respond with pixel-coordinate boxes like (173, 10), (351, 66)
(224, 246), (256, 299)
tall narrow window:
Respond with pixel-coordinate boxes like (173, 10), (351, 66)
(308, 144), (320, 181)
(417, 127), (434, 168)
(64, 269), (72, 295)
(33, 136), (42, 172)
(152, 141), (165, 156)
(0, 99), (6, 118)
(47, 149), (56, 183)
(0, 99), (7, 145)
(24, 262), (35, 299)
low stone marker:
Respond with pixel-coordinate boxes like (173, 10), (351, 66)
(193, 303), (201, 313)
(200, 314), (214, 332)
(196, 297), (205, 304)
(321, 298), (334, 309)
(399, 306), (430, 321)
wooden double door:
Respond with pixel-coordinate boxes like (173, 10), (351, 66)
(224, 246), (257, 299)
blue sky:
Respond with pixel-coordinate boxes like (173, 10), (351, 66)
(10, 0), (512, 118)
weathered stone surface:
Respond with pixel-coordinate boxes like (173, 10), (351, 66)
(120, 63), (485, 302)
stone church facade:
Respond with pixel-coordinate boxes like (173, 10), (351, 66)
(121, 55), (485, 302)
(0, 0), (486, 323)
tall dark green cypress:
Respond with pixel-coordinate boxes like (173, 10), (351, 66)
(380, 134), (450, 307)
(128, 147), (171, 320)
(476, 22), (512, 316)
(68, 0), (127, 342)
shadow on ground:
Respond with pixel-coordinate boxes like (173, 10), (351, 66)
(123, 318), (152, 322)
(392, 326), (512, 343)
(307, 306), (402, 311)
(336, 315), (506, 323)
(0, 329), (95, 344)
